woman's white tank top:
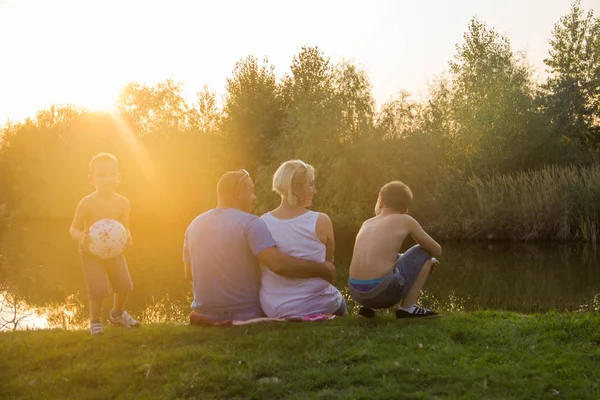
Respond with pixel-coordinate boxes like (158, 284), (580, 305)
(259, 211), (342, 317)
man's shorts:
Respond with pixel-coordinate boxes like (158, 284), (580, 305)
(81, 251), (133, 300)
(347, 245), (432, 309)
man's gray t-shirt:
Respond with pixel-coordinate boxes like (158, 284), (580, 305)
(183, 208), (276, 320)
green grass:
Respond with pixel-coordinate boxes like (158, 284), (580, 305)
(1, 312), (600, 399)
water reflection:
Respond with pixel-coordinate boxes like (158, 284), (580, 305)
(1, 220), (599, 331)
(139, 293), (192, 324)
(0, 291), (194, 331)
(0, 291), (85, 331)
(0, 292), (49, 331)
(418, 241), (600, 312)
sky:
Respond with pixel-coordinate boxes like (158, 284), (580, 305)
(0, 0), (599, 124)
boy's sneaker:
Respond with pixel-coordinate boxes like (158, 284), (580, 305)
(109, 310), (140, 328)
(358, 307), (376, 318)
(396, 304), (439, 319)
(89, 321), (104, 335)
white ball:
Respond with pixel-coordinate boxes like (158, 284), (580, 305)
(88, 219), (128, 259)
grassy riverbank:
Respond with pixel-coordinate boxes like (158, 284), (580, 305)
(1, 312), (599, 399)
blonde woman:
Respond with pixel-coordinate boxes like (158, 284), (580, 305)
(259, 160), (346, 317)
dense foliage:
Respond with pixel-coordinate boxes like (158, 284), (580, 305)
(1, 2), (599, 240)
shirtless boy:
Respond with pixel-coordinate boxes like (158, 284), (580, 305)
(348, 181), (442, 318)
(70, 153), (140, 335)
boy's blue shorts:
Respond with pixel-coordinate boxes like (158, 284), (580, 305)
(347, 245), (432, 309)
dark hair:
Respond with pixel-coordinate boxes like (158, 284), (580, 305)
(379, 181), (413, 212)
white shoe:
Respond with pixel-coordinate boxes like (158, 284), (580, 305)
(109, 310), (140, 328)
(89, 321), (104, 335)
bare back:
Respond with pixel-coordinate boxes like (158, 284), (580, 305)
(349, 213), (441, 280)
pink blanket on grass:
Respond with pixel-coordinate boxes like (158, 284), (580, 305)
(189, 312), (338, 327)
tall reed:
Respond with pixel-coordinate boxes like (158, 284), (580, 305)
(416, 164), (600, 241)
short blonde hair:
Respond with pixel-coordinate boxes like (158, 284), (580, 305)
(89, 152), (119, 174)
(272, 160), (315, 207)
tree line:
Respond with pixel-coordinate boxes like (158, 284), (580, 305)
(1, 1), (599, 240)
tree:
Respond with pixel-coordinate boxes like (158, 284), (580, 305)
(189, 85), (221, 136)
(221, 56), (282, 171)
(333, 61), (375, 142)
(376, 91), (422, 140)
(117, 79), (190, 136)
(275, 46), (338, 158)
(448, 18), (536, 174)
(543, 0), (600, 147)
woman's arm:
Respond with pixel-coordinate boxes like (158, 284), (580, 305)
(316, 213), (335, 263)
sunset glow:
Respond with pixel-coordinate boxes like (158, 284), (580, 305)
(1, 0), (598, 124)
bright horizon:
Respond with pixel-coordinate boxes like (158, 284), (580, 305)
(0, 0), (599, 124)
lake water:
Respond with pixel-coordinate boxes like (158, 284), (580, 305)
(1, 219), (599, 331)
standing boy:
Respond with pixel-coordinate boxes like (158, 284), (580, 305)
(70, 153), (139, 335)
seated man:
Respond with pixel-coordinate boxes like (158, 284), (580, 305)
(184, 169), (336, 322)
